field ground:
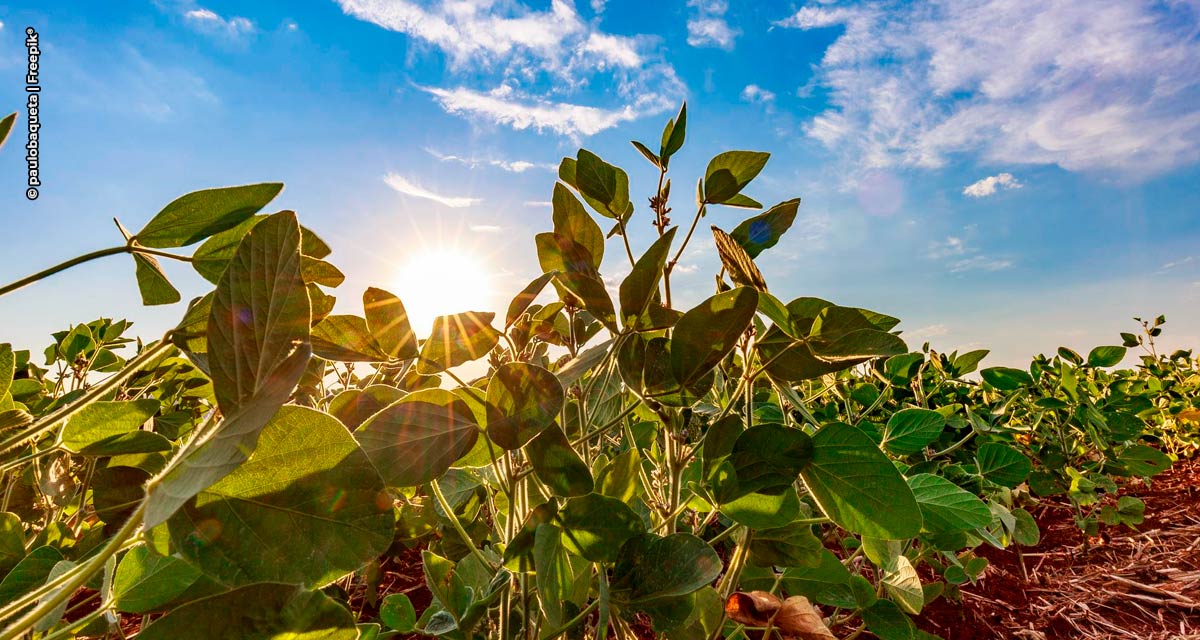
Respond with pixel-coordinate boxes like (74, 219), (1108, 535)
(919, 456), (1200, 640)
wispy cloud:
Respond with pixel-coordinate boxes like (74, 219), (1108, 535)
(384, 173), (480, 208)
(421, 84), (645, 138)
(776, 1), (1200, 178)
(336, 0), (684, 137)
(963, 172), (1022, 198)
(928, 233), (1013, 273)
(524, 200), (552, 207)
(741, 84), (776, 106)
(183, 6), (256, 39)
(425, 148), (554, 173)
(905, 323), (950, 341)
(1159, 255), (1196, 273)
(687, 0), (739, 50)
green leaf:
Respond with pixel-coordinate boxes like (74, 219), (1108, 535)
(137, 583), (358, 640)
(167, 406), (394, 586)
(1012, 508), (1040, 546)
(192, 216), (331, 285)
(328, 384), (405, 431)
(556, 493), (645, 562)
(205, 210), (311, 413)
(702, 151), (769, 204)
(660, 102), (686, 163)
(526, 425), (594, 497)
(778, 550), (855, 608)
(574, 149), (632, 219)
(132, 252), (181, 306)
(301, 256), (344, 287)
(1118, 444), (1171, 477)
(113, 545), (202, 613)
(506, 272), (556, 328)
(0, 546), (62, 609)
(486, 362), (564, 450)
(555, 339), (613, 387)
(611, 533), (722, 605)
(799, 422), (922, 539)
(0, 513), (23, 578)
(311, 315), (388, 362)
(882, 555), (923, 614)
(0, 344), (13, 399)
(980, 367), (1032, 390)
(721, 193), (763, 209)
(355, 389), (479, 487)
(728, 424), (813, 498)
(749, 520), (824, 568)
(363, 288), (419, 360)
(61, 399), (160, 455)
(975, 443), (1032, 487)
(417, 312), (501, 374)
(0, 113), (15, 150)
(730, 199), (800, 258)
(533, 524), (587, 628)
(619, 228), (676, 329)
(861, 599), (917, 640)
(135, 183), (284, 248)
(671, 287), (759, 385)
(145, 212), (311, 528)
(381, 594), (417, 633)
(556, 272), (618, 333)
(553, 183), (605, 269)
(907, 474), (991, 534)
(631, 140), (660, 167)
(882, 409), (945, 456)
(1087, 345), (1126, 367)
(722, 489), (800, 529)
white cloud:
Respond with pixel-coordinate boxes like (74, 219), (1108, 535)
(184, 6), (256, 39)
(963, 172), (1022, 197)
(928, 233), (1013, 273)
(687, 0), (739, 50)
(422, 85), (643, 137)
(384, 173), (481, 208)
(425, 148), (553, 173)
(336, 0), (684, 137)
(524, 200), (552, 207)
(470, 225), (504, 233)
(776, 1), (1200, 178)
(741, 84), (776, 105)
(1159, 255), (1196, 273)
(906, 323), (950, 341)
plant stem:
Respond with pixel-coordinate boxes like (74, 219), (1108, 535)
(539, 599), (599, 640)
(0, 501), (146, 639)
(0, 246), (128, 297)
(429, 479), (496, 572)
(0, 338), (175, 457)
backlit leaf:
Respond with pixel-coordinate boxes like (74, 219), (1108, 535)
(132, 253), (181, 306)
(703, 151), (769, 204)
(168, 406), (394, 586)
(907, 473), (991, 534)
(417, 312), (501, 374)
(486, 362), (564, 450)
(526, 425), (593, 497)
(730, 199), (800, 258)
(556, 493), (645, 562)
(881, 409), (945, 456)
(136, 183), (283, 248)
(355, 389), (479, 487)
(671, 287), (758, 385)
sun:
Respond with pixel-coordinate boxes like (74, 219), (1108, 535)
(393, 247), (497, 335)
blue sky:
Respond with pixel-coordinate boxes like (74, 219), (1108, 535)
(1, 0), (1198, 367)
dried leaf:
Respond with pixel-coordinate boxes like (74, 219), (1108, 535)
(725, 591), (835, 640)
